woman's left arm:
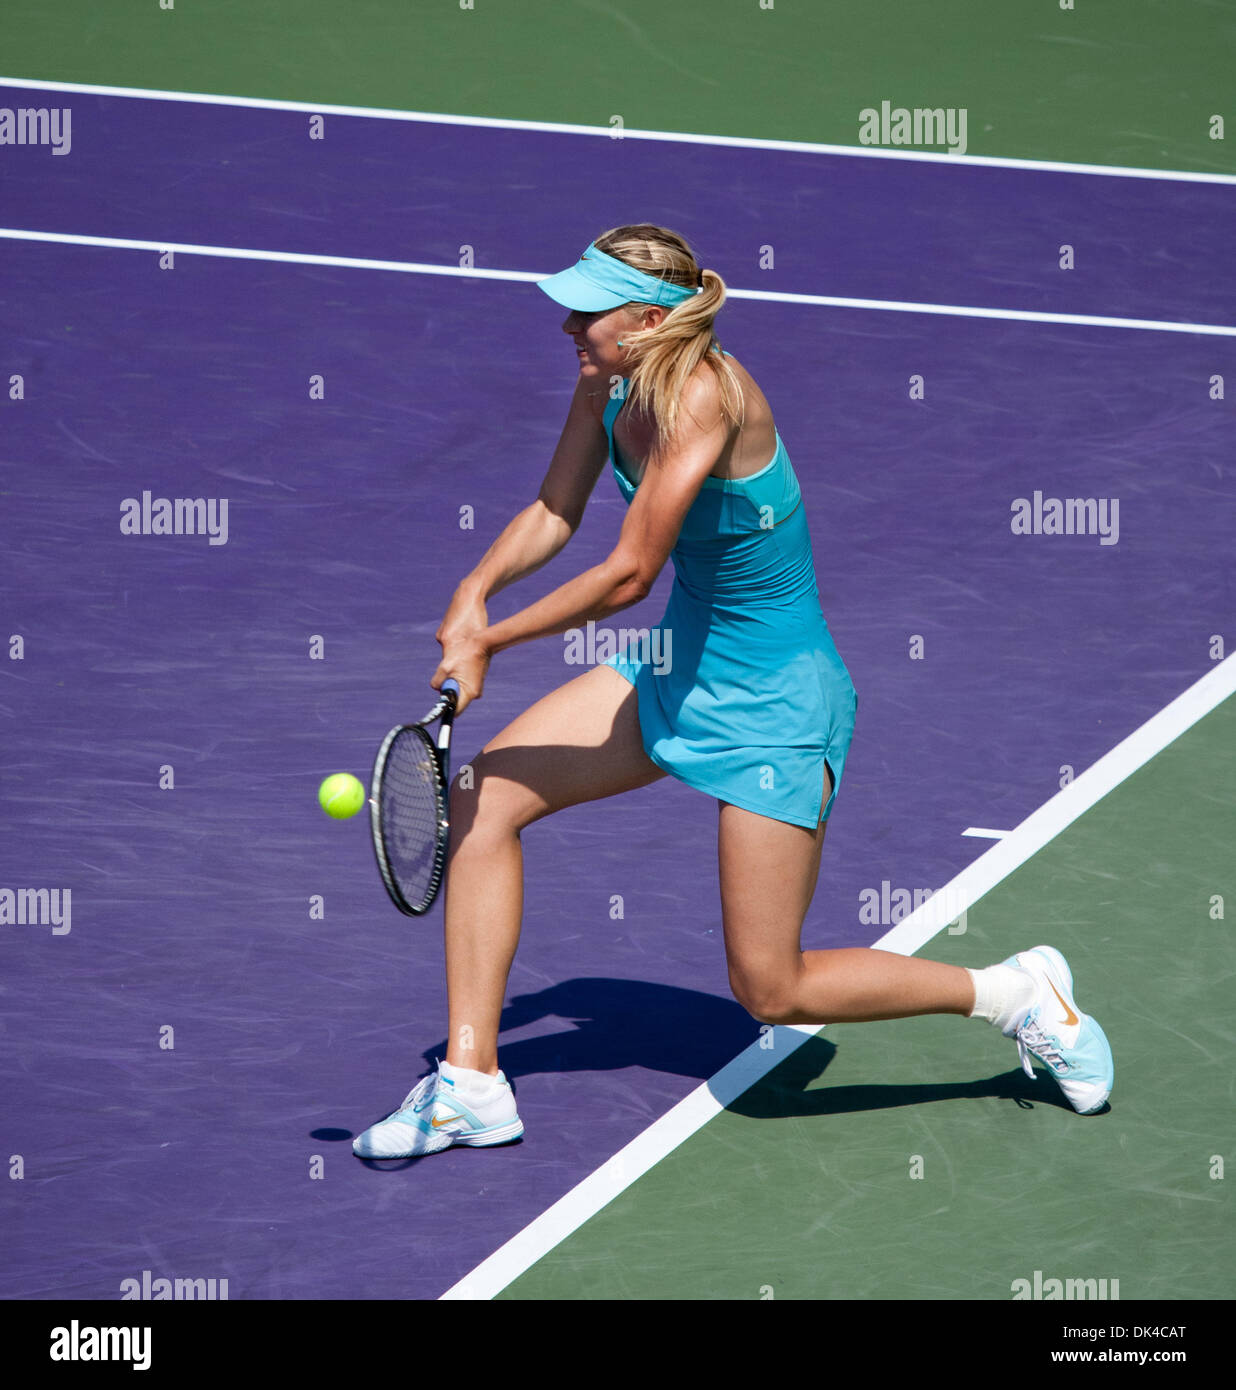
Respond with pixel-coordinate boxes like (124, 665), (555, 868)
(482, 385), (727, 656)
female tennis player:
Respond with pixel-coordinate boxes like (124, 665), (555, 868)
(354, 224), (1113, 1158)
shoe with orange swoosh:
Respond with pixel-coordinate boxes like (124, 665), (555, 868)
(353, 1063), (524, 1159)
(1000, 945), (1113, 1115)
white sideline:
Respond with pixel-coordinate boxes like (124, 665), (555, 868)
(2, 228), (1234, 338)
(441, 654), (1236, 1298)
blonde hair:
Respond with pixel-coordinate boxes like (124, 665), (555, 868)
(593, 223), (744, 448)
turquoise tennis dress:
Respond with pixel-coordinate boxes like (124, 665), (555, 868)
(602, 369), (858, 829)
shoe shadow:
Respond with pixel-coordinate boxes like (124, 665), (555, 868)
(345, 978), (757, 1162)
(719, 1036), (1084, 1118)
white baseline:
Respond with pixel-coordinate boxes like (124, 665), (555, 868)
(0, 75), (1233, 185)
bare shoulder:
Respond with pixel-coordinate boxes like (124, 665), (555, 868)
(682, 352), (777, 479)
(715, 352), (773, 417)
(681, 351), (771, 425)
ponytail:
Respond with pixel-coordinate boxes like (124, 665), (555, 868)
(594, 224), (744, 449)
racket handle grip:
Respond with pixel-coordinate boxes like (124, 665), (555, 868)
(441, 678), (461, 699)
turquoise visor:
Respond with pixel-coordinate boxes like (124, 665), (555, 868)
(537, 243), (701, 312)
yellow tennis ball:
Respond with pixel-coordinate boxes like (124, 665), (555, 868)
(318, 773), (366, 820)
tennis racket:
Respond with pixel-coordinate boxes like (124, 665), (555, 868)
(369, 678), (460, 916)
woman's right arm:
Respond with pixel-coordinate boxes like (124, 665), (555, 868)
(436, 376), (611, 646)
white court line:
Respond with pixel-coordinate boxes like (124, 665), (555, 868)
(4, 227), (1235, 338)
(962, 827), (1010, 840)
(2, 74), (1235, 186)
(0, 227), (544, 282)
(722, 288), (1236, 337)
(442, 654), (1236, 1299)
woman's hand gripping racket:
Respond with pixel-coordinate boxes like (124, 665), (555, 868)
(370, 678), (460, 916)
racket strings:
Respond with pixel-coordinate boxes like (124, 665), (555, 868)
(379, 729), (444, 909)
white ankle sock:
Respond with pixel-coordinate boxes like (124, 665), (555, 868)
(967, 963), (1036, 1033)
(439, 1060), (500, 1098)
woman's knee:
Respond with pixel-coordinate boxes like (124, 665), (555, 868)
(727, 959), (803, 1025)
(448, 751), (539, 843)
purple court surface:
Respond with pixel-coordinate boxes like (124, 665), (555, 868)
(2, 87), (1233, 1298)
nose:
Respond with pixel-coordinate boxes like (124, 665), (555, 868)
(562, 312), (584, 333)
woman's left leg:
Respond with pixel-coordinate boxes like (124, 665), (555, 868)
(718, 769), (975, 1025)
(718, 765), (1115, 1114)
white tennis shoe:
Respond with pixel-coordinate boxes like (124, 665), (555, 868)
(1002, 945), (1114, 1115)
(353, 1063), (524, 1159)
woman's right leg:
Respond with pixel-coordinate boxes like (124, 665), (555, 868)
(443, 662), (666, 1075)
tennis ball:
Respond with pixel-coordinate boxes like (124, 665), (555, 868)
(319, 773), (366, 820)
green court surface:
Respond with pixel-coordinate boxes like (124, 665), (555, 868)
(500, 693), (1236, 1299)
(2, 0), (1232, 174)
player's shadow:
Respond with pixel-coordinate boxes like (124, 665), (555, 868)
(416, 977), (1086, 1117)
(420, 976), (758, 1082)
(349, 981), (1088, 1166)
(721, 1035), (1084, 1117)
